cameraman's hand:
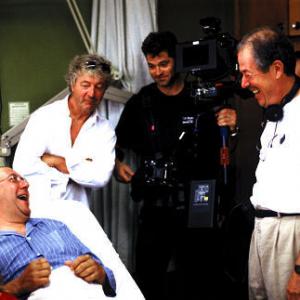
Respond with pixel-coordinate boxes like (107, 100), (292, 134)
(115, 159), (135, 183)
(287, 270), (300, 299)
(216, 108), (237, 131)
(3, 258), (51, 296)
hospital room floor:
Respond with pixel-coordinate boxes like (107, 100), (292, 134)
(164, 270), (248, 300)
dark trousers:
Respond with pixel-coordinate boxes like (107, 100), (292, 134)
(134, 205), (223, 300)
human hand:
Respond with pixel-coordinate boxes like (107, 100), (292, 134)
(65, 255), (106, 285)
(3, 258), (51, 296)
(287, 270), (300, 299)
(115, 160), (135, 183)
(0, 292), (17, 300)
(41, 153), (69, 174)
(216, 108), (237, 131)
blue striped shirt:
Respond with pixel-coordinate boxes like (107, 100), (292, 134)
(0, 218), (116, 297)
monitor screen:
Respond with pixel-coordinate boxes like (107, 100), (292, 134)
(175, 39), (217, 73)
(188, 179), (216, 228)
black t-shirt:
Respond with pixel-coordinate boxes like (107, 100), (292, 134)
(116, 83), (221, 181)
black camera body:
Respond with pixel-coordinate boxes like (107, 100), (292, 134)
(139, 158), (177, 188)
(130, 157), (179, 203)
(175, 17), (238, 103)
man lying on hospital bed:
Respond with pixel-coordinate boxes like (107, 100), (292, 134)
(0, 167), (144, 300)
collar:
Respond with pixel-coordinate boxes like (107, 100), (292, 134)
(65, 94), (102, 124)
(0, 218), (41, 237)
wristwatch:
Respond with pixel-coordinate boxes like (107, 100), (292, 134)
(294, 265), (300, 274)
(230, 126), (239, 137)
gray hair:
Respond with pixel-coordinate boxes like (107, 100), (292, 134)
(237, 26), (295, 76)
(65, 53), (112, 89)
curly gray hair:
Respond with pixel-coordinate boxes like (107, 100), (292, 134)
(65, 53), (112, 89)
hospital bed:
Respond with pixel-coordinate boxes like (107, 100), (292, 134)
(26, 200), (145, 300)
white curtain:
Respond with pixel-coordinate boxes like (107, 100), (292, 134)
(91, 0), (157, 93)
(90, 0), (157, 271)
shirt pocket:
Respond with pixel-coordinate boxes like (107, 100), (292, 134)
(46, 230), (66, 253)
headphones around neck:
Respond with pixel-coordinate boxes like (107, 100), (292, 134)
(265, 76), (300, 122)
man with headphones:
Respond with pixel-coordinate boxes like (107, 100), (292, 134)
(237, 26), (300, 299)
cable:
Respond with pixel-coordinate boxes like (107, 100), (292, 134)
(66, 0), (96, 54)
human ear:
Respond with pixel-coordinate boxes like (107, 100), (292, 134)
(272, 60), (284, 79)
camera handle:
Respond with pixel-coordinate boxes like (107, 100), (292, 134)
(220, 126), (229, 185)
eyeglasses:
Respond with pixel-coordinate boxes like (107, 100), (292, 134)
(256, 121), (286, 162)
(0, 173), (28, 184)
(267, 133), (286, 148)
(84, 60), (111, 73)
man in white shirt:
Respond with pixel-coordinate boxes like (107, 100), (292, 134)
(238, 26), (300, 299)
(13, 54), (116, 207)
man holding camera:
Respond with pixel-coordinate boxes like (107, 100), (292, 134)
(115, 31), (236, 299)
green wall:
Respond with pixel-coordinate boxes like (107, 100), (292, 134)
(0, 0), (92, 133)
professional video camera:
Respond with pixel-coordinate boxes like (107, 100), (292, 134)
(132, 18), (239, 197)
(175, 17), (238, 104)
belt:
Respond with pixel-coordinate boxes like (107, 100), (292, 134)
(255, 209), (300, 218)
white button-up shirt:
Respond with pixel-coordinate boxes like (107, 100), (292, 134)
(251, 95), (300, 213)
(13, 95), (116, 207)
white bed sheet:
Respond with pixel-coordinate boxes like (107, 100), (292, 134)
(29, 200), (144, 300)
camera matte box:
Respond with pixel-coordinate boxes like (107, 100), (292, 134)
(187, 180), (216, 228)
